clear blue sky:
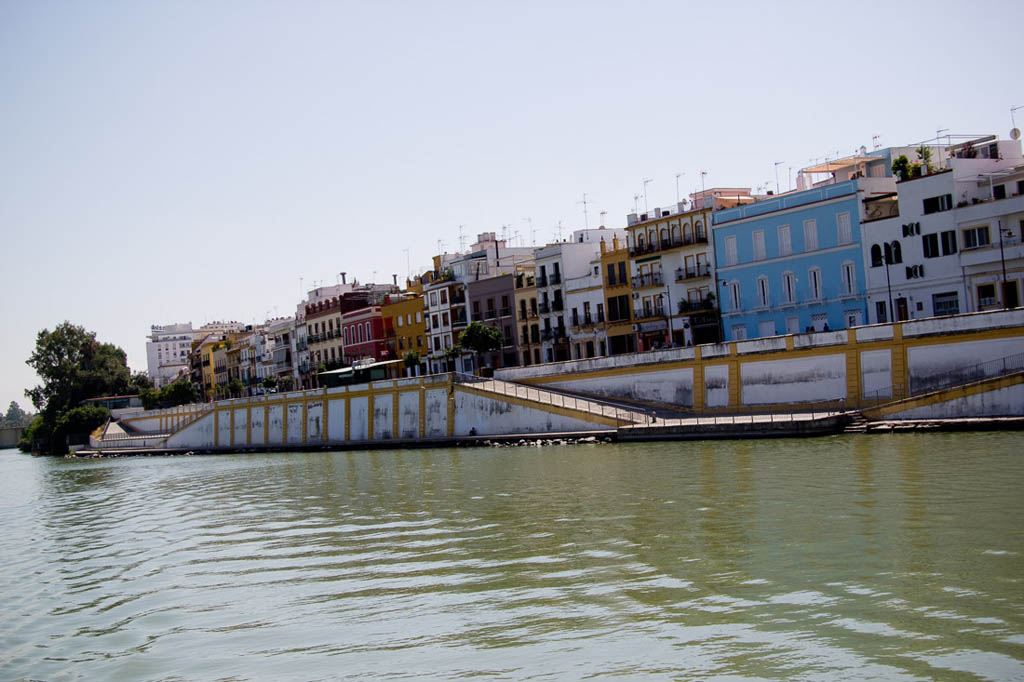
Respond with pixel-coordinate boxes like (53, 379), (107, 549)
(1, 0), (1021, 412)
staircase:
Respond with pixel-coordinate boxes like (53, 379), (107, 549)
(843, 412), (870, 434)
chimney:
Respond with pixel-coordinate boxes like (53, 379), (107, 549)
(599, 238), (607, 254)
(340, 272), (347, 284)
(612, 236), (620, 250)
(392, 274), (398, 286)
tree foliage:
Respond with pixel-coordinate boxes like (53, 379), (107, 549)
(140, 378), (198, 410)
(25, 322), (132, 420)
(459, 322), (503, 356)
(21, 322), (136, 454)
(2, 401), (31, 427)
(891, 155), (910, 181)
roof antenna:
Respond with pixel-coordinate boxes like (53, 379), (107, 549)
(577, 193), (591, 229)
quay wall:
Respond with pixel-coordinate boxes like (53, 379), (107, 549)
(494, 309), (1024, 412)
(151, 375), (609, 451)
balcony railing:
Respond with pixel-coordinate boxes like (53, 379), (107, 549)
(499, 307), (511, 318)
(631, 272), (664, 288)
(550, 272), (562, 285)
(633, 306), (666, 320)
(452, 313), (468, 326)
(628, 233), (708, 257)
(539, 302), (551, 314)
(552, 299), (564, 311)
(675, 263), (712, 281)
(678, 297), (716, 314)
(485, 309), (497, 319)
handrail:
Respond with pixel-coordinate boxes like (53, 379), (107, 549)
(454, 372), (644, 426)
(862, 351), (1024, 404)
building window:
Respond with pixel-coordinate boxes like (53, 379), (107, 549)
(753, 230), (766, 261)
(731, 324), (747, 340)
(440, 289), (448, 304)
(607, 264), (616, 285)
(977, 283), (997, 308)
(757, 276), (770, 307)
(841, 261), (856, 295)
(933, 292), (959, 316)
(993, 184), (1007, 200)
(885, 241), (903, 264)
(430, 292), (437, 306)
(442, 312), (449, 326)
(725, 236), (738, 265)
(397, 316), (403, 327)
(808, 267), (822, 300)
(875, 301), (888, 324)
(922, 233), (940, 258)
(803, 219), (818, 251)
(962, 226), (990, 250)
(782, 271), (795, 304)
(870, 244), (883, 267)
(836, 212), (852, 245)
(778, 224), (791, 257)
(618, 261), (627, 283)
(941, 230), (957, 256)
(728, 281), (741, 311)
(922, 194), (953, 215)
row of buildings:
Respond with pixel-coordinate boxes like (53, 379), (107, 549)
(147, 132), (1024, 399)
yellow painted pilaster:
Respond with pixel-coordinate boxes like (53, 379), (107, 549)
(785, 335), (795, 351)
(322, 391), (330, 442)
(446, 382), (456, 437)
(846, 329), (860, 408)
(892, 323), (908, 400)
(344, 397), (351, 441)
(367, 385), (375, 441)
(392, 390), (399, 440)
(692, 346), (704, 411)
(301, 400), (308, 444)
(728, 343), (740, 409)
(418, 381), (426, 438)
(281, 402), (288, 444)
(263, 404), (269, 445)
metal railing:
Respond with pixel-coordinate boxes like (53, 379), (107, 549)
(454, 373), (643, 426)
(862, 351), (1024, 404)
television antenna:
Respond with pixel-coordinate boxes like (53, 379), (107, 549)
(675, 172), (684, 203)
(577, 193), (591, 229)
(641, 178), (653, 213)
(523, 217), (535, 245)
(457, 225), (466, 252)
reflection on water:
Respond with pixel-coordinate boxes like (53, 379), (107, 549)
(1, 433), (1023, 681)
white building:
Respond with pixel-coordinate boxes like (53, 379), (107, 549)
(862, 137), (1024, 323)
(146, 323), (193, 388)
(267, 316), (297, 388)
(535, 228), (626, 363)
(424, 232), (535, 374)
(565, 256), (608, 359)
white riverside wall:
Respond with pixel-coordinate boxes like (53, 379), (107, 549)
(885, 383), (1024, 419)
(492, 309), (1024, 411)
(741, 354), (846, 405)
(156, 376), (613, 450)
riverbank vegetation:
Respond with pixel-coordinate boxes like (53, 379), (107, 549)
(20, 322), (149, 454)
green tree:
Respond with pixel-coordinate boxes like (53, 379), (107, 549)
(458, 321), (504, 374)
(227, 378), (245, 398)
(129, 371), (154, 393)
(891, 154), (910, 181)
(262, 376), (278, 391)
(161, 379), (198, 407)
(279, 376), (294, 391)
(403, 350), (420, 376)
(3, 401), (28, 427)
(23, 322), (135, 454)
(916, 144), (933, 173)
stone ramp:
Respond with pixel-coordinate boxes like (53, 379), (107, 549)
(862, 370), (1024, 421)
(454, 374), (647, 427)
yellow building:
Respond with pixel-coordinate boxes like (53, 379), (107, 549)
(513, 263), (540, 365)
(624, 203), (718, 349)
(382, 293), (427, 374)
(600, 236), (636, 355)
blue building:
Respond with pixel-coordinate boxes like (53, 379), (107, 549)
(711, 164), (898, 340)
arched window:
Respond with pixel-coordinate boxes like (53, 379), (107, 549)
(683, 222), (692, 243)
(358, 326), (364, 343)
(344, 327), (350, 345)
(757, 275), (770, 307)
(637, 233), (645, 250)
(695, 221), (705, 239)
(648, 230), (656, 247)
(871, 244), (883, 267)
(671, 224), (680, 243)
(660, 228), (668, 244)
(890, 241), (903, 264)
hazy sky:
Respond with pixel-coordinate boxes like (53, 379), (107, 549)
(1, 0), (1021, 411)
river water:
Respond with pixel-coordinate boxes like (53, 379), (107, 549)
(1, 433), (1023, 681)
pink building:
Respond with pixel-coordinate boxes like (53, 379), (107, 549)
(341, 306), (390, 364)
